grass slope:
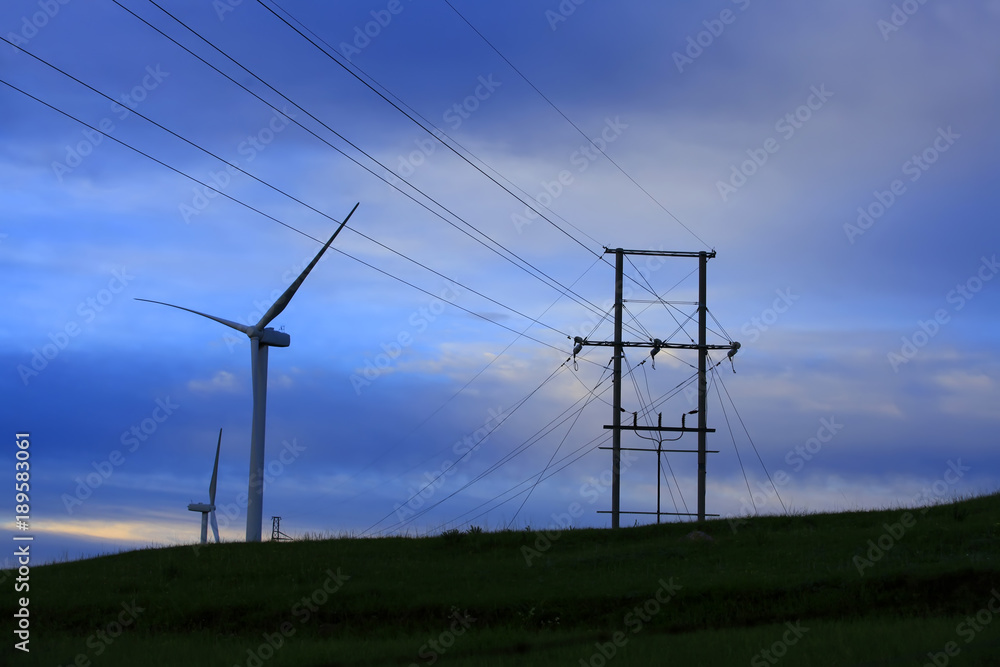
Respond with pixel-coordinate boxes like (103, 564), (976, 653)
(7, 493), (1000, 666)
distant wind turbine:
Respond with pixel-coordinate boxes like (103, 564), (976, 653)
(138, 202), (358, 542)
(188, 428), (223, 545)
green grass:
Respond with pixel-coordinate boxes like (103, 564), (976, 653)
(7, 493), (1000, 666)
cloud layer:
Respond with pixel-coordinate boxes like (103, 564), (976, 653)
(2, 0), (998, 565)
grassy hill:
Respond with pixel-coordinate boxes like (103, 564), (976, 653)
(7, 493), (1000, 666)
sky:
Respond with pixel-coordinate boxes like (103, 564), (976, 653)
(2, 0), (999, 566)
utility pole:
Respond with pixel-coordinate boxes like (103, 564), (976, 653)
(577, 249), (739, 526)
(270, 516), (292, 542)
(611, 249), (624, 529)
(697, 251), (709, 522)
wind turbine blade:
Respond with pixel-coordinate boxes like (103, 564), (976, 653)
(135, 298), (254, 336)
(210, 510), (220, 543)
(255, 202), (359, 329)
(209, 428), (222, 504)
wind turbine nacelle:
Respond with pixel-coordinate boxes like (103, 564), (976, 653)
(188, 502), (215, 512)
(260, 328), (290, 347)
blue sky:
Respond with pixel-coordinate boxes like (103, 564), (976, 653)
(3, 0), (999, 565)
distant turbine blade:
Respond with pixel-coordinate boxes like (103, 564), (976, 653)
(209, 428), (222, 504)
(210, 510), (220, 543)
(255, 202), (359, 329)
(135, 298), (254, 336)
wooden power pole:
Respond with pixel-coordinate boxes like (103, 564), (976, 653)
(611, 249), (624, 528)
(578, 249), (738, 526)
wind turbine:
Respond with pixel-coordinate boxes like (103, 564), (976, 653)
(188, 428), (223, 544)
(139, 202), (358, 542)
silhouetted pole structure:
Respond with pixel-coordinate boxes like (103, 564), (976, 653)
(697, 251), (709, 522)
(611, 249), (624, 529)
(270, 515), (292, 541)
(578, 249), (738, 527)
(271, 516), (282, 541)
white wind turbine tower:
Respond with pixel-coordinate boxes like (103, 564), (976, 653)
(188, 428), (223, 544)
(139, 203), (358, 542)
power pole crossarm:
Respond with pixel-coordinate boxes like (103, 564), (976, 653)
(575, 339), (735, 351)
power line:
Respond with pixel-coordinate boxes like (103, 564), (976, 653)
(634, 357), (687, 517)
(133, 0), (677, 342)
(362, 359), (572, 535)
(440, 0), (713, 251)
(6, 26), (650, 538)
(3, 35), (574, 342)
(506, 359), (611, 526)
(8, 6), (740, 538)
(447, 358), (706, 533)
(0, 75), (578, 359)
(377, 346), (673, 535)
(3, 69), (633, 535)
(380, 398), (610, 534)
(254, 0), (603, 260)
(118, 1), (620, 333)
(118, 1), (658, 347)
(261, 0), (683, 314)
(710, 367), (757, 515)
(339, 253), (606, 492)
(430, 428), (611, 533)
(625, 254), (696, 343)
(711, 359), (787, 515)
(373, 354), (639, 535)
(267, 0), (609, 252)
